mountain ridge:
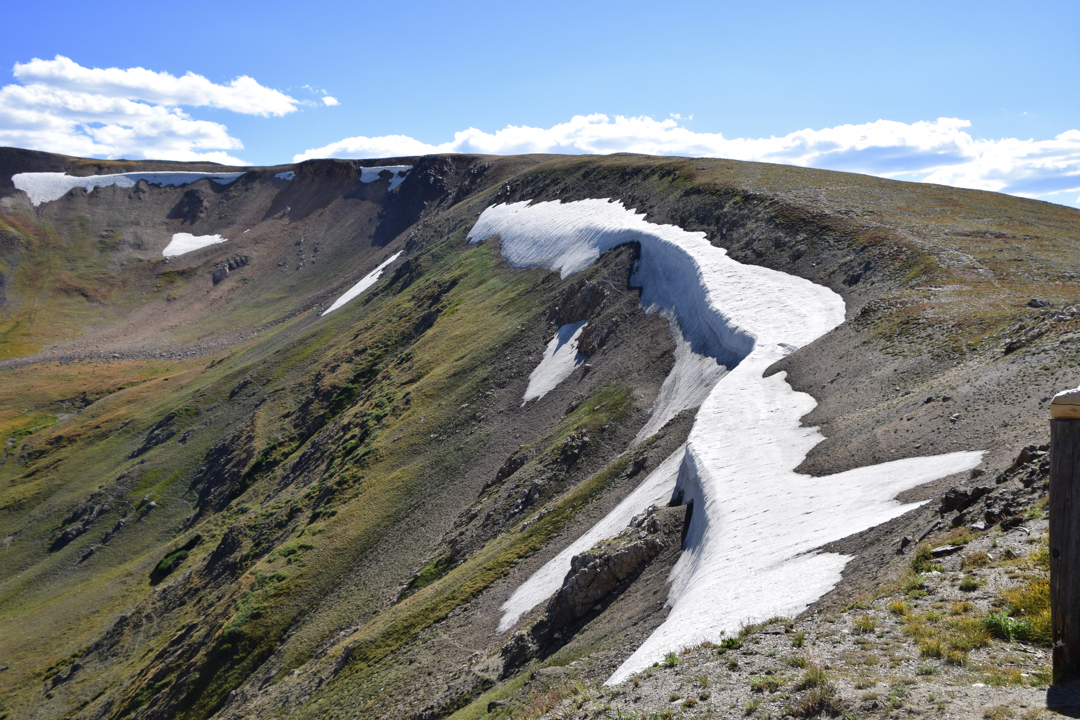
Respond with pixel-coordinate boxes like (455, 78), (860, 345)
(0, 147), (1077, 719)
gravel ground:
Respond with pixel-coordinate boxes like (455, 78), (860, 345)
(490, 506), (1068, 719)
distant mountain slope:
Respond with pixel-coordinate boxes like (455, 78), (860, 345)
(0, 147), (1077, 719)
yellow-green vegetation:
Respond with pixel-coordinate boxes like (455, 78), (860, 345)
(0, 210), (130, 358)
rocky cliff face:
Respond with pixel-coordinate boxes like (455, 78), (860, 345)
(0, 148), (1077, 720)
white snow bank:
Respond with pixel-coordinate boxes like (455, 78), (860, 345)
(523, 321), (588, 404)
(321, 252), (402, 316)
(162, 233), (228, 257)
(359, 165), (411, 191)
(275, 171), (296, 181)
(12, 171), (244, 206)
(468, 199), (984, 684)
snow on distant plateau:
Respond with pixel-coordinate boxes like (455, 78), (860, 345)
(359, 165), (411, 191)
(12, 171), (244, 206)
(468, 199), (983, 684)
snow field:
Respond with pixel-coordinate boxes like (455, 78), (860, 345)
(359, 165), (412, 191)
(468, 199), (984, 684)
(162, 233), (228, 257)
(522, 321), (588, 405)
(275, 171), (296, 181)
(321, 252), (402, 316)
(12, 171), (244, 206)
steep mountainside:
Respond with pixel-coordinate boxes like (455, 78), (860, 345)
(0, 148), (1078, 719)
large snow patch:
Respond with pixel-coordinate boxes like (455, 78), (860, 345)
(12, 171), (244, 206)
(163, 233), (228, 257)
(468, 199), (983, 684)
(322, 252), (402, 316)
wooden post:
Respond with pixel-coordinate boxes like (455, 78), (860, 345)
(1050, 388), (1080, 675)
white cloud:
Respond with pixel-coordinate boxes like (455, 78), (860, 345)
(322, 96), (339, 107)
(14, 56), (298, 117)
(0, 56), (323, 163)
(295, 114), (1080, 204)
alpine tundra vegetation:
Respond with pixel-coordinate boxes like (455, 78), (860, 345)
(0, 147), (1078, 719)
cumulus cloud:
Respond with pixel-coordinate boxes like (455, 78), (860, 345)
(322, 96), (340, 107)
(0, 56), (312, 163)
(14, 56), (298, 117)
(295, 114), (1080, 203)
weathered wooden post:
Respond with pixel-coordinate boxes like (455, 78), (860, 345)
(1050, 388), (1080, 675)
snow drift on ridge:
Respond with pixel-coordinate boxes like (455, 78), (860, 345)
(12, 171), (244, 206)
(468, 199), (983, 684)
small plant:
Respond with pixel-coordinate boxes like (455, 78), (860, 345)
(727, 658), (740, 670)
(916, 663), (940, 676)
(911, 545), (944, 573)
(750, 675), (784, 693)
(681, 697), (697, 709)
(919, 638), (944, 658)
(950, 600), (974, 615)
(983, 705), (1016, 720)
(959, 575), (982, 592)
(903, 574), (927, 598)
(962, 550), (991, 569)
(721, 637), (743, 652)
(669, 692), (680, 702)
(699, 689), (712, 701)
(984, 611), (1032, 641)
(662, 651), (680, 668)
(1000, 575), (1051, 645)
(888, 599), (911, 617)
(785, 655), (809, 668)
(794, 664), (829, 691)
(791, 631), (806, 648)
(744, 699), (761, 716)
(695, 673), (709, 688)
(944, 648), (967, 666)
(853, 614), (876, 634)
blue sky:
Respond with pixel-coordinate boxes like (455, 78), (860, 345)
(2, 0), (1078, 207)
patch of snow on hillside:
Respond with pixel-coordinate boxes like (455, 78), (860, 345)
(275, 171), (296, 181)
(163, 233), (228, 257)
(469, 199), (984, 684)
(12, 171), (244, 206)
(522, 321), (588, 404)
(321, 252), (402, 316)
(359, 165), (411, 191)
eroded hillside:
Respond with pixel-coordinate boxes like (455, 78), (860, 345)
(0, 148), (1078, 720)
